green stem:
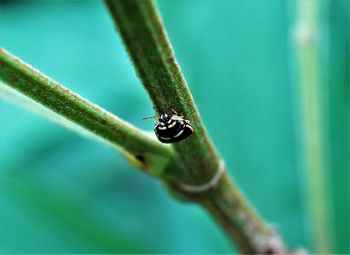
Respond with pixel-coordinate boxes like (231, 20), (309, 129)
(0, 48), (172, 176)
(294, 1), (331, 253)
(105, 0), (292, 253)
(105, 0), (218, 184)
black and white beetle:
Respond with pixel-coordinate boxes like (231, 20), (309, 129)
(153, 112), (194, 143)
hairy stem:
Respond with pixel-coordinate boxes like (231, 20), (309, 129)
(105, 0), (291, 253)
(105, 0), (218, 184)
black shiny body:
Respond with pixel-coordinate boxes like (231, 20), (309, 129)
(154, 113), (193, 143)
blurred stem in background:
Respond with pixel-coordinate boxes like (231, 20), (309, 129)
(294, 0), (331, 253)
(326, 0), (349, 252)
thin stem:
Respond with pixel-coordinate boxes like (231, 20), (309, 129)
(294, 1), (331, 253)
(105, 0), (292, 253)
(0, 48), (172, 176)
(1, 81), (122, 151)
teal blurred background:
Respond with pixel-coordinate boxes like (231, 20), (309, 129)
(0, 0), (348, 253)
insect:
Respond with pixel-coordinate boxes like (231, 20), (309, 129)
(144, 110), (194, 143)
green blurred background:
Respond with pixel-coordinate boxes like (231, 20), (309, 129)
(0, 0), (348, 253)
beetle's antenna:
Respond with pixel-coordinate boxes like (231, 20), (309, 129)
(143, 116), (155, 120)
(143, 107), (159, 120)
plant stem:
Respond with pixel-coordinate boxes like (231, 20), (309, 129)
(105, 0), (292, 253)
(0, 48), (172, 176)
(294, 1), (331, 253)
(326, 1), (349, 252)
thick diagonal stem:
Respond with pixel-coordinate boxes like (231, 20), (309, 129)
(105, 0), (292, 253)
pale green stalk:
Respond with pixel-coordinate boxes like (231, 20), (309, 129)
(294, 1), (331, 252)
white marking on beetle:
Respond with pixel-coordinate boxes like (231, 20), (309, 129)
(168, 121), (176, 128)
(185, 124), (194, 132)
(171, 116), (182, 121)
(173, 129), (184, 138)
(158, 135), (172, 140)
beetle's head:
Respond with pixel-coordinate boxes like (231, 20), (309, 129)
(159, 113), (171, 122)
